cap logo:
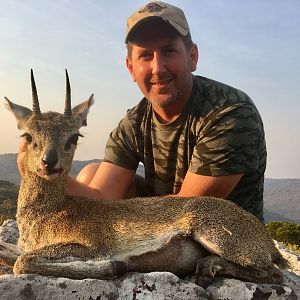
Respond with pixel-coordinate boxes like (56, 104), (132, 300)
(139, 3), (166, 13)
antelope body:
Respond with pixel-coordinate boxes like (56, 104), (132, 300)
(0, 70), (284, 285)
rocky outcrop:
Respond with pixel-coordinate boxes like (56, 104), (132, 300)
(0, 271), (299, 300)
(207, 277), (299, 300)
(0, 219), (19, 244)
(0, 220), (299, 300)
(0, 272), (209, 300)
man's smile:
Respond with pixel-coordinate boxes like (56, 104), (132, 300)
(150, 78), (173, 88)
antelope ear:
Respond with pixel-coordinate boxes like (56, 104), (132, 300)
(72, 94), (94, 127)
(4, 97), (32, 129)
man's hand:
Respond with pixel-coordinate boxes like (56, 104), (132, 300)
(17, 139), (28, 177)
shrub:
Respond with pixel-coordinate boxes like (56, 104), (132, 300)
(266, 221), (300, 254)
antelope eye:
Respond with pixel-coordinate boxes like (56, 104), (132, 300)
(71, 135), (79, 145)
(65, 133), (83, 150)
(21, 133), (33, 144)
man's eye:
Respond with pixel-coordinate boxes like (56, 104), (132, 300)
(165, 48), (176, 55)
(21, 133), (32, 144)
(139, 53), (152, 60)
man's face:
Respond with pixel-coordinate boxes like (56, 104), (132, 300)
(126, 24), (198, 109)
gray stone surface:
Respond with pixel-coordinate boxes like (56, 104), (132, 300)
(0, 270), (299, 300)
(207, 278), (298, 300)
(0, 272), (208, 300)
(0, 219), (19, 244)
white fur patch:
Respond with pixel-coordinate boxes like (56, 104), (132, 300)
(196, 236), (221, 255)
(112, 230), (184, 261)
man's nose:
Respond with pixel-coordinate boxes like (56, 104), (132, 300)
(151, 52), (166, 75)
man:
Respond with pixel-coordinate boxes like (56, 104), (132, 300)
(19, 1), (266, 221)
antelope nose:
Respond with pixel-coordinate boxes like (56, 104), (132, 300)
(42, 149), (58, 169)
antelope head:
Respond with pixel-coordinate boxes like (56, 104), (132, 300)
(5, 70), (94, 180)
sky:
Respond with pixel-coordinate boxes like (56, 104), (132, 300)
(0, 0), (299, 179)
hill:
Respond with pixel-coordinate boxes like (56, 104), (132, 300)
(0, 180), (18, 224)
(0, 153), (299, 223)
(0, 154), (20, 184)
(263, 179), (300, 223)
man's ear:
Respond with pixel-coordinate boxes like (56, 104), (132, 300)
(126, 56), (136, 82)
(190, 44), (199, 72)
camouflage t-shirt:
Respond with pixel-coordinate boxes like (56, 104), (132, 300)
(104, 75), (266, 221)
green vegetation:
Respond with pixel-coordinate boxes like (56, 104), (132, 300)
(0, 180), (18, 225)
(266, 221), (300, 255)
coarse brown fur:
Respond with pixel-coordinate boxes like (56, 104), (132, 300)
(0, 71), (284, 285)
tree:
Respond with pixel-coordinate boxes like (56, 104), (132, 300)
(266, 221), (300, 247)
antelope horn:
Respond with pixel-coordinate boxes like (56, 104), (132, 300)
(64, 69), (72, 116)
(31, 69), (41, 116)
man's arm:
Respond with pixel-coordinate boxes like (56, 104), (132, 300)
(177, 103), (264, 200)
(66, 162), (136, 200)
(176, 172), (243, 198)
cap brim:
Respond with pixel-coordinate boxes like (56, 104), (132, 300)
(167, 19), (189, 36)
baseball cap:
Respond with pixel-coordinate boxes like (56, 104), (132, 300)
(125, 1), (190, 43)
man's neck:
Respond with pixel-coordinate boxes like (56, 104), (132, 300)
(153, 104), (185, 124)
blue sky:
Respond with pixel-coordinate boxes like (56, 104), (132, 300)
(1, 0), (299, 178)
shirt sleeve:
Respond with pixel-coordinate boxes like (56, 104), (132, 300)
(188, 103), (265, 176)
(103, 115), (140, 170)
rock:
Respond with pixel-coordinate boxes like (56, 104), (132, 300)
(0, 270), (299, 300)
(0, 219), (19, 275)
(0, 219), (19, 244)
(275, 240), (300, 275)
(0, 272), (208, 300)
(207, 278), (298, 300)
(0, 219), (299, 299)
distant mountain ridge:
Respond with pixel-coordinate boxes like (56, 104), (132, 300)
(0, 153), (299, 224)
(263, 179), (300, 224)
(0, 153), (20, 185)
